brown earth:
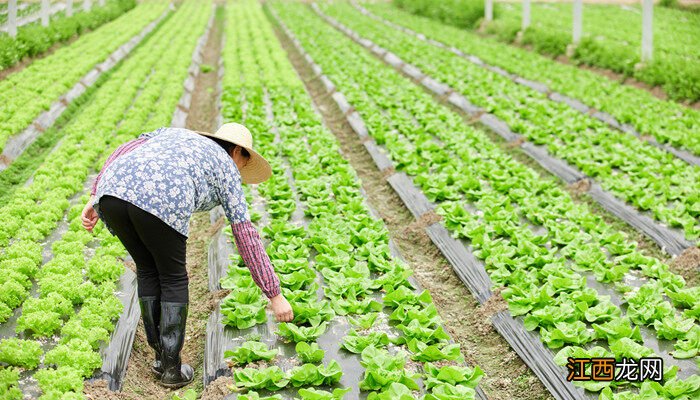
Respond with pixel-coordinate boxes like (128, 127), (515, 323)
(84, 4), (225, 399)
(671, 247), (700, 288)
(267, 8), (553, 400)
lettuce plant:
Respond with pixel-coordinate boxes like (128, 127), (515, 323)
(342, 330), (390, 354)
(424, 382), (477, 400)
(224, 341), (279, 365)
(288, 360), (342, 387)
(297, 387), (351, 400)
(232, 366), (289, 391)
(0, 338), (43, 369)
(358, 346), (419, 391)
(405, 338), (463, 362)
(423, 362), (483, 389)
(276, 321), (329, 343)
(348, 312), (379, 330)
(34, 366), (84, 397)
(44, 338), (101, 377)
(673, 326), (700, 359)
(15, 310), (63, 338)
(366, 382), (415, 400)
(237, 392), (282, 400)
(0, 367), (22, 400)
(295, 342), (325, 364)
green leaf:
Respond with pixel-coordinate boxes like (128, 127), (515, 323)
(276, 321), (329, 342)
(348, 312), (379, 330)
(423, 362), (484, 389)
(341, 330), (390, 353)
(232, 366), (289, 391)
(405, 338), (463, 362)
(288, 360), (342, 387)
(424, 382), (477, 400)
(224, 341), (279, 365)
(653, 315), (696, 340)
(0, 338), (43, 369)
(295, 341), (325, 364)
(238, 391), (282, 400)
(366, 382), (415, 400)
(296, 387), (352, 400)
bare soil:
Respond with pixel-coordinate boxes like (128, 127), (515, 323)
(671, 247), (700, 288)
(84, 5), (225, 399)
(269, 12), (554, 400)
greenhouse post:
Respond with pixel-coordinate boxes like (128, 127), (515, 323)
(642, 0), (653, 61)
(41, 0), (49, 27)
(522, 0), (530, 29)
(572, 0), (582, 44)
(7, 0), (16, 37)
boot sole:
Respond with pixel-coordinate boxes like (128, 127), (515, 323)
(152, 367), (163, 379)
(158, 377), (194, 389)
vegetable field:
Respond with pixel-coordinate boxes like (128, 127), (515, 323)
(0, 1), (698, 400)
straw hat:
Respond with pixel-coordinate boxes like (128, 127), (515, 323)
(195, 123), (272, 184)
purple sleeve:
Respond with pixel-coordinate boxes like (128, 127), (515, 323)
(231, 220), (281, 299)
(91, 137), (147, 196)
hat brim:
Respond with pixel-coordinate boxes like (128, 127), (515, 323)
(195, 130), (272, 184)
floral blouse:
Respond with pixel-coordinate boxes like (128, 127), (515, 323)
(91, 127), (281, 298)
(92, 127), (248, 237)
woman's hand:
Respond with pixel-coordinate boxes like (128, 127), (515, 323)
(270, 294), (293, 322)
(81, 196), (99, 232)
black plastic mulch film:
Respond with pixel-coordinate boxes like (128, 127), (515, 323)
(274, 3), (700, 399)
(203, 78), (488, 398)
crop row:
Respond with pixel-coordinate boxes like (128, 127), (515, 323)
(0, 1), (211, 398)
(212, 1), (483, 399)
(272, 2), (699, 398)
(0, 0), (139, 70)
(0, 0), (169, 154)
(483, 2), (700, 102)
(319, 2), (700, 244)
(364, 2), (700, 160)
(0, 1), (40, 25)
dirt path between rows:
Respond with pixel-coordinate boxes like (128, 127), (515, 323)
(84, 4), (225, 400)
(267, 9), (554, 400)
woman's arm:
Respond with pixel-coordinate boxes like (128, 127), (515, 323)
(230, 220), (291, 322)
(231, 220), (282, 299)
(215, 161), (291, 321)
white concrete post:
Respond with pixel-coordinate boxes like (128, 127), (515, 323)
(7, 0), (17, 38)
(66, 0), (73, 17)
(522, 0), (531, 30)
(485, 0), (493, 22)
(84, 0), (93, 12)
(41, 0), (50, 26)
(572, 0), (582, 44)
(641, 0), (653, 62)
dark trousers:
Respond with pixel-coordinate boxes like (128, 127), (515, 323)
(99, 195), (189, 303)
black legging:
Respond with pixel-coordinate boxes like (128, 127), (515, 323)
(99, 195), (188, 303)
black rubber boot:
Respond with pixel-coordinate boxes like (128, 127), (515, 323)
(138, 297), (164, 378)
(158, 302), (193, 389)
